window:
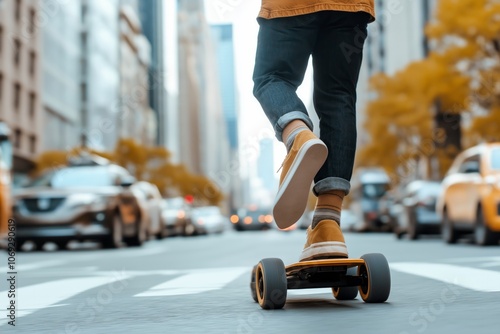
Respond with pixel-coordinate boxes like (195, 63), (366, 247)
(15, 0), (22, 23)
(0, 25), (3, 55)
(29, 135), (36, 154)
(29, 8), (36, 34)
(14, 83), (21, 110)
(458, 155), (481, 174)
(14, 129), (21, 149)
(29, 92), (36, 118)
(29, 51), (36, 76)
(13, 39), (21, 66)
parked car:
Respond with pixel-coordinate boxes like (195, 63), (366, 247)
(161, 197), (194, 236)
(231, 207), (273, 231)
(392, 180), (442, 240)
(12, 156), (148, 250)
(191, 206), (227, 235)
(436, 143), (500, 245)
(349, 168), (391, 231)
(131, 181), (164, 239)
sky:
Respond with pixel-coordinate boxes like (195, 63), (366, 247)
(204, 0), (314, 174)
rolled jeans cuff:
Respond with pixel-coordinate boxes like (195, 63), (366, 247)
(313, 177), (351, 196)
(275, 111), (314, 142)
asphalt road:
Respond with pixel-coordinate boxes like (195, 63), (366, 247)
(0, 229), (499, 334)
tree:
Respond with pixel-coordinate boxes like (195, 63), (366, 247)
(426, 0), (500, 146)
(358, 55), (469, 184)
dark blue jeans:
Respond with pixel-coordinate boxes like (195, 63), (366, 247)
(253, 10), (370, 195)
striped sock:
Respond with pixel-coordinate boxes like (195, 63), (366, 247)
(285, 126), (308, 152)
(312, 190), (345, 229)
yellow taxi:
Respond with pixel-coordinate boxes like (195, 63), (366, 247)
(436, 143), (500, 245)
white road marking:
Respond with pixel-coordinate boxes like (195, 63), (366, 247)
(391, 262), (500, 292)
(9, 260), (68, 274)
(135, 267), (249, 297)
(0, 274), (130, 327)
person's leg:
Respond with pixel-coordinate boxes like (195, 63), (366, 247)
(253, 14), (328, 229)
(300, 11), (370, 262)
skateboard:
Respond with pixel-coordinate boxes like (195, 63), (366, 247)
(250, 253), (391, 309)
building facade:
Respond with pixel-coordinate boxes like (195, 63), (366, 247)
(137, 0), (167, 148)
(41, 0), (81, 152)
(80, 0), (120, 150)
(0, 0), (43, 182)
(178, 0), (231, 209)
(119, 4), (155, 146)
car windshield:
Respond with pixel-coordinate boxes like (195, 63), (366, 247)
(491, 148), (500, 170)
(27, 166), (115, 188)
(362, 183), (389, 198)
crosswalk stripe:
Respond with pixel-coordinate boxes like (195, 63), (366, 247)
(135, 267), (249, 297)
(0, 274), (130, 327)
(391, 262), (500, 292)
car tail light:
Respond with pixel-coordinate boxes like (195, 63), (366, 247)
(177, 210), (185, 219)
(265, 215), (273, 223)
(258, 215), (265, 223)
(230, 215), (239, 224)
(244, 217), (252, 225)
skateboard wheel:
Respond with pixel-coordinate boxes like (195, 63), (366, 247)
(332, 266), (358, 300)
(358, 253), (391, 303)
(250, 265), (258, 302)
(255, 258), (287, 310)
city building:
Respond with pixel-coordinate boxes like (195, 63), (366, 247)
(257, 137), (276, 193)
(0, 0), (43, 182)
(119, 4), (156, 146)
(80, 0), (121, 150)
(41, 0), (81, 152)
(210, 23), (241, 211)
(137, 0), (169, 148)
(177, 0), (231, 209)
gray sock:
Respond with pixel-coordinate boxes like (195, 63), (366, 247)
(312, 208), (341, 229)
(285, 126), (309, 152)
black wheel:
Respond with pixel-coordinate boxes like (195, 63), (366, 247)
(407, 211), (420, 240)
(255, 258), (287, 310)
(442, 209), (457, 244)
(250, 265), (258, 302)
(102, 214), (123, 249)
(474, 206), (498, 246)
(332, 266), (358, 300)
(54, 240), (67, 250)
(358, 253), (391, 303)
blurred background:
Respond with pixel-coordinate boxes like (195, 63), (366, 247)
(1, 0), (500, 249)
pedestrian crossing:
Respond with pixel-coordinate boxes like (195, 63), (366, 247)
(1, 258), (500, 327)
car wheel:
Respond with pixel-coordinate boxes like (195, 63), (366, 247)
(184, 223), (196, 236)
(55, 240), (67, 250)
(407, 211), (420, 240)
(102, 214), (123, 249)
(474, 206), (498, 246)
(442, 209), (457, 244)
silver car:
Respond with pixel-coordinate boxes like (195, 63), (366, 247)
(13, 163), (147, 250)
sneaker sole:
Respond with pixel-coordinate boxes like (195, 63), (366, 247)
(273, 139), (327, 229)
(299, 241), (348, 262)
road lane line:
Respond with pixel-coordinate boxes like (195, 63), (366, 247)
(135, 267), (248, 297)
(391, 262), (500, 292)
(0, 275), (130, 327)
(0, 259), (67, 273)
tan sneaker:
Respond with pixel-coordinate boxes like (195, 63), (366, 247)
(299, 220), (348, 261)
(273, 130), (327, 229)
